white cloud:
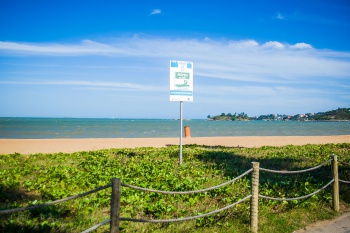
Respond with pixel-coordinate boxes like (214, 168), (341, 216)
(227, 39), (259, 49)
(0, 40), (122, 55)
(276, 12), (285, 20)
(0, 37), (350, 75)
(0, 80), (162, 91)
(290, 42), (313, 49)
(150, 9), (161, 15)
(1, 37), (349, 83)
(1, 36), (350, 115)
(262, 41), (285, 49)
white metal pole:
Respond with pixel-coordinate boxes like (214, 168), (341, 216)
(180, 101), (183, 165)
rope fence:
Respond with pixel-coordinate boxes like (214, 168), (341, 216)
(0, 154), (349, 233)
(340, 161), (350, 166)
(339, 179), (350, 184)
(81, 219), (111, 233)
(339, 160), (350, 184)
(121, 168), (253, 194)
(259, 159), (331, 174)
(259, 179), (334, 201)
(82, 196), (252, 233)
(0, 184), (112, 215)
(120, 195), (252, 223)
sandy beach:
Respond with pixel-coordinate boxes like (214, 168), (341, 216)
(0, 135), (349, 154)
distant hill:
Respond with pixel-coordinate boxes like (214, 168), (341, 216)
(207, 108), (350, 121)
(207, 112), (249, 121)
(309, 108), (350, 121)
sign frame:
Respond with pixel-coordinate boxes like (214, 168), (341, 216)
(169, 60), (193, 102)
(169, 60), (194, 165)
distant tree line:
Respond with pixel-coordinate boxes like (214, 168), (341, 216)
(207, 108), (350, 121)
(207, 112), (249, 121)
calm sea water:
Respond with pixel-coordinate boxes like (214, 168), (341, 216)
(0, 117), (349, 139)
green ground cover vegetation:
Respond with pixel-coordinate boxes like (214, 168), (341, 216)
(1, 143), (350, 232)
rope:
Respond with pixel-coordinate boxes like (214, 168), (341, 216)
(259, 179), (334, 201)
(119, 195), (252, 223)
(339, 161), (350, 166)
(339, 179), (350, 184)
(259, 159), (331, 174)
(0, 184), (112, 215)
(121, 169), (253, 194)
(338, 160), (350, 184)
(81, 219), (110, 233)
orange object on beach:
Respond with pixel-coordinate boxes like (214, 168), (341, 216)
(184, 126), (191, 138)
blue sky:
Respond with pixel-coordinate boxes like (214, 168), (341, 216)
(1, 0), (349, 119)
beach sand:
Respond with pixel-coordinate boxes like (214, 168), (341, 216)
(0, 135), (350, 155)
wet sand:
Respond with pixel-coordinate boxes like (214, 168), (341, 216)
(0, 135), (349, 154)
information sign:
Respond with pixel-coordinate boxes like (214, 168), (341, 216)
(169, 60), (193, 102)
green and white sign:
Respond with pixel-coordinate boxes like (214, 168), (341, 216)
(169, 60), (193, 102)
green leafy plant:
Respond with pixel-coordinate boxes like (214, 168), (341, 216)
(0, 143), (349, 232)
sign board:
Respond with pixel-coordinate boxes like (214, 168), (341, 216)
(169, 60), (193, 102)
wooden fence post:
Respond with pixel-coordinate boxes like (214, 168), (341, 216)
(250, 162), (260, 233)
(110, 178), (121, 233)
(331, 155), (339, 212)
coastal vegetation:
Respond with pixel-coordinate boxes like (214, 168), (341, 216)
(207, 112), (249, 121)
(1, 143), (350, 232)
(208, 107), (350, 121)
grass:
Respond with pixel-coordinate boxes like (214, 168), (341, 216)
(0, 143), (350, 232)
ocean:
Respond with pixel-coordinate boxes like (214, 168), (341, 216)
(0, 117), (350, 139)
(1, 117), (349, 139)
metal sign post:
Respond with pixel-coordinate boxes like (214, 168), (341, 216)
(169, 60), (193, 165)
(180, 101), (183, 165)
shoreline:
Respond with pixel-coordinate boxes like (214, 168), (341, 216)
(1, 135), (350, 155)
